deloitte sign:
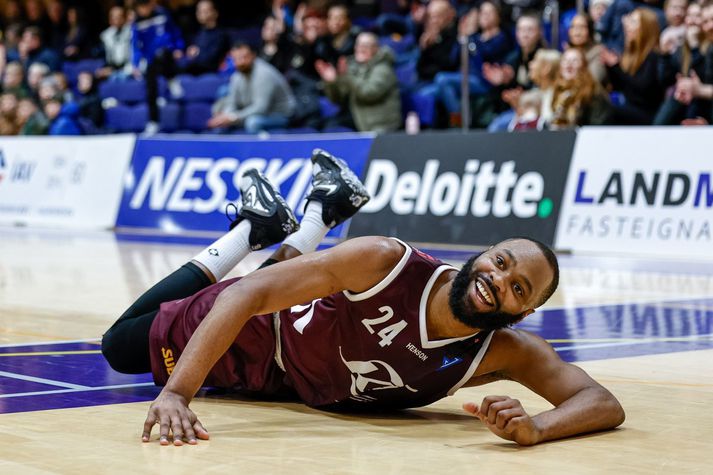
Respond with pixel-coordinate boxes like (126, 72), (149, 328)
(349, 131), (575, 246)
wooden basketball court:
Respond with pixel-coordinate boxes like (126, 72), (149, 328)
(1, 227), (711, 473)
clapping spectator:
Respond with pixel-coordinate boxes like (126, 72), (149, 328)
(131, 0), (185, 134)
(601, 8), (664, 124)
(177, 0), (231, 75)
(655, 0), (707, 124)
(549, 48), (611, 128)
(316, 32), (401, 132)
(98, 5), (133, 80)
(671, 0), (713, 123)
(416, 0), (458, 83)
(208, 41), (296, 133)
(660, 0), (689, 49)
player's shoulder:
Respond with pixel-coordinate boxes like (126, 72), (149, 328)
(341, 236), (406, 264)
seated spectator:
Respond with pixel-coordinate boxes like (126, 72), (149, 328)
(591, 0), (614, 35)
(76, 71), (104, 131)
(17, 27), (61, 73)
(549, 48), (611, 128)
(660, 0), (689, 49)
(52, 71), (73, 103)
(316, 32), (401, 132)
(483, 12), (544, 100)
(131, 0), (185, 134)
(4, 23), (24, 63)
(671, 0), (713, 123)
(63, 5), (90, 60)
(598, 0), (666, 52)
(655, 0), (705, 124)
(26, 62), (50, 102)
(98, 5), (132, 80)
(259, 14), (291, 72)
(44, 95), (83, 135)
(25, 0), (51, 32)
(176, 0), (231, 75)
(207, 41), (296, 134)
(46, 0), (68, 54)
(567, 13), (608, 85)
(488, 48), (562, 132)
(38, 76), (61, 103)
(416, 0), (458, 83)
(0, 92), (20, 135)
(601, 7), (664, 124)
(315, 3), (361, 65)
(2, 61), (29, 98)
(17, 97), (49, 135)
(433, 0), (512, 127)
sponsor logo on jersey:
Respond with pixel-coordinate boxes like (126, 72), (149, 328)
(339, 347), (417, 402)
(438, 355), (463, 371)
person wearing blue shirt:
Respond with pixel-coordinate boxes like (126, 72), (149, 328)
(131, 0), (185, 134)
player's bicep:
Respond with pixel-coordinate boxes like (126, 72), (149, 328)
(228, 236), (403, 316)
(504, 331), (603, 407)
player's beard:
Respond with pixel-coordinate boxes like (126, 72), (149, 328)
(448, 255), (523, 331)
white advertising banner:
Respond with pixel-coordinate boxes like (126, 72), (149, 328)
(555, 127), (713, 258)
(0, 135), (135, 228)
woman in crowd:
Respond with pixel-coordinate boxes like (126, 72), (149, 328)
(600, 8), (664, 124)
(567, 13), (608, 85)
(550, 47), (611, 128)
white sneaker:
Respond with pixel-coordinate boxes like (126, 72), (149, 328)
(142, 121), (160, 135)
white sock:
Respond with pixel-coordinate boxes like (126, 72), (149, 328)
(283, 201), (330, 254)
(192, 220), (252, 281)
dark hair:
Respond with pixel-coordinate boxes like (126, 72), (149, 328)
(504, 236), (560, 308)
(231, 40), (256, 53)
(135, 0), (153, 8)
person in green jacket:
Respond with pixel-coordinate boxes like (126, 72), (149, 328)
(316, 32), (401, 132)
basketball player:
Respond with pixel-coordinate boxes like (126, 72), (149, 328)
(102, 149), (625, 447)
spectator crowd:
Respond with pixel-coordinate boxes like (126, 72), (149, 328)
(0, 0), (711, 136)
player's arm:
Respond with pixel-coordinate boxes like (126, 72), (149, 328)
(142, 236), (404, 445)
(463, 329), (625, 446)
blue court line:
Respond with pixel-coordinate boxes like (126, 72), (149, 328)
(0, 370), (89, 389)
(0, 382), (155, 399)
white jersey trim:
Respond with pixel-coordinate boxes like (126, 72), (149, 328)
(342, 238), (412, 302)
(418, 265), (476, 349)
(447, 331), (494, 396)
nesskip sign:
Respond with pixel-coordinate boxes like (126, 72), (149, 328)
(349, 131), (575, 246)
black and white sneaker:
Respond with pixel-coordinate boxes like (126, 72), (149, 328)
(225, 169), (299, 250)
(305, 148), (371, 228)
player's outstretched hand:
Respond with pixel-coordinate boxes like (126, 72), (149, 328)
(142, 390), (209, 446)
(463, 395), (541, 446)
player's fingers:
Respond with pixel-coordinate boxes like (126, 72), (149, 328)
(193, 420), (210, 440)
(479, 395), (508, 417)
(171, 415), (184, 446)
(462, 402), (479, 417)
(503, 415), (529, 435)
(142, 411), (157, 442)
(159, 417), (172, 446)
(495, 408), (523, 430)
(182, 416), (197, 445)
(486, 399), (519, 425)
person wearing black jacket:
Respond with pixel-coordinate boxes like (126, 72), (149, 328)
(177, 0), (230, 75)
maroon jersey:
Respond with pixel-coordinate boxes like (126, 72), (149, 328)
(149, 239), (493, 409)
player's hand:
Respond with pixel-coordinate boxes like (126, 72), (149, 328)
(142, 389), (209, 446)
(463, 396), (542, 446)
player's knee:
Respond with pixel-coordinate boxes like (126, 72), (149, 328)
(101, 329), (129, 374)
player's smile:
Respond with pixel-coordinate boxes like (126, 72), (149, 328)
(471, 275), (498, 311)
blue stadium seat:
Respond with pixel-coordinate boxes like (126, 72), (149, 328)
(180, 73), (227, 102)
(99, 79), (146, 103)
(159, 102), (181, 132)
(395, 60), (417, 89)
(105, 104), (148, 132)
(182, 102), (213, 132)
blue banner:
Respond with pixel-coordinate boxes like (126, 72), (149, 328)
(116, 134), (374, 239)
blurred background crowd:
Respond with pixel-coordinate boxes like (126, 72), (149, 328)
(0, 0), (711, 136)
